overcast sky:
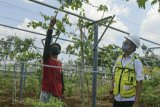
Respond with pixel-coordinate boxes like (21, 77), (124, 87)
(0, 0), (160, 62)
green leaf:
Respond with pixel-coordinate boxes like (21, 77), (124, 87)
(56, 20), (63, 29)
(136, 0), (148, 9)
(38, 21), (42, 26)
(151, 0), (157, 5)
(97, 5), (108, 11)
(71, 4), (74, 10)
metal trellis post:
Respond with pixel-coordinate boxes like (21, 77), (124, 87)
(92, 24), (98, 107)
(20, 62), (25, 100)
(12, 63), (17, 104)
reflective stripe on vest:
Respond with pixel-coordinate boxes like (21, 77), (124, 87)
(113, 55), (137, 98)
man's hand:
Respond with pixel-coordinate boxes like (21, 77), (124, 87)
(48, 16), (56, 29)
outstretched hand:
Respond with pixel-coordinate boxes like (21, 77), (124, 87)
(48, 16), (56, 29)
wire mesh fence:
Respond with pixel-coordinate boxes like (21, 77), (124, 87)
(0, 60), (114, 107)
(1, 59), (160, 107)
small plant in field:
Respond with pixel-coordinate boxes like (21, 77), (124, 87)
(64, 80), (76, 97)
(141, 67), (160, 105)
(24, 76), (40, 97)
(24, 97), (66, 107)
(97, 81), (111, 101)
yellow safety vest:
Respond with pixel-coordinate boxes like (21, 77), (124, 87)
(113, 55), (137, 98)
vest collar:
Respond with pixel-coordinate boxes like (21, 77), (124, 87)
(123, 52), (135, 59)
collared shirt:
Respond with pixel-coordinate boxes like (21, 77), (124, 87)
(113, 53), (144, 101)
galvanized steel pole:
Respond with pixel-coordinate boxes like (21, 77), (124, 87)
(92, 24), (98, 107)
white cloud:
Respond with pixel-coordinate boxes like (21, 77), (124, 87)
(37, 0), (44, 2)
(66, 0), (129, 24)
(140, 4), (160, 44)
(99, 17), (128, 47)
(0, 26), (13, 38)
(82, 0), (129, 20)
(110, 4), (129, 16)
(16, 18), (45, 37)
(0, 18), (46, 50)
(125, 0), (137, 4)
(15, 18), (46, 47)
(63, 0), (129, 48)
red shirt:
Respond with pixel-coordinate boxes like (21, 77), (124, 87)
(42, 57), (62, 98)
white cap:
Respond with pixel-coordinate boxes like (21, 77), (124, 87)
(125, 34), (140, 48)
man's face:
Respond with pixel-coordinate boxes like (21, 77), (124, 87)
(122, 39), (134, 52)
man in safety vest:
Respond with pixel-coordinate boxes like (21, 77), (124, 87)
(110, 34), (144, 107)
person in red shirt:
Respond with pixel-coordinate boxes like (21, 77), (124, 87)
(40, 16), (64, 102)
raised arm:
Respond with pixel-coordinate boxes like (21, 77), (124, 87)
(43, 17), (56, 61)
